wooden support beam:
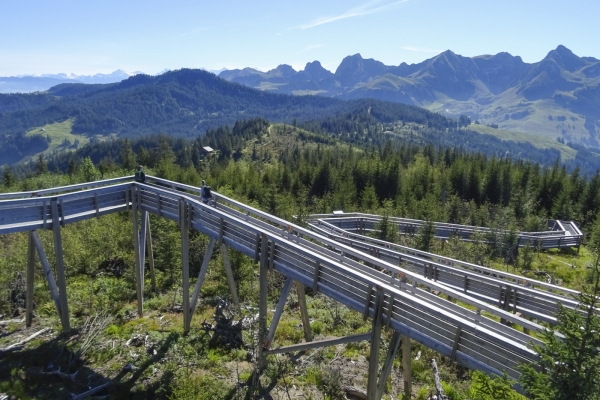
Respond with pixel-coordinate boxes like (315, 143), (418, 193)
(180, 199), (191, 333)
(265, 277), (294, 348)
(51, 199), (70, 331)
(94, 193), (99, 218)
(131, 187), (143, 317)
(253, 233), (260, 263)
(189, 238), (216, 316)
(266, 332), (371, 355)
(385, 293), (394, 329)
(140, 210), (148, 294)
(312, 260), (320, 292)
(145, 212), (156, 292)
(26, 231), (35, 327)
(31, 231), (62, 319)
(258, 233), (268, 370)
(268, 240), (275, 272)
(367, 289), (384, 400)
(450, 326), (462, 361)
(295, 281), (312, 342)
(376, 330), (402, 399)
(402, 335), (412, 399)
(363, 285), (373, 321)
(220, 243), (240, 310)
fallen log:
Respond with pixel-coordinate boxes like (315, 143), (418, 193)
(0, 327), (49, 352)
(71, 382), (111, 399)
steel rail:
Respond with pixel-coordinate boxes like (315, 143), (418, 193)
(309, 213), (583, 250)
(140, 177), (561, 330)
(308, 219), (579, 324)
(0, 178), (543, 381)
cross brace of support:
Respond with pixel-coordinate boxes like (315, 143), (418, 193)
(265, 333), (371, 355)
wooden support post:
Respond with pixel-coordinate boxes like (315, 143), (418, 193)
(376, 331), (402, 399)
(32, 231), (62, 320)
(131, 187), (143, 317)
(258, 233), (268, 370)
(402, 335), (412, 399)
(26, 231), (35, 327)
(265, 277), (294, 349)
(450, 326), (462, 362)
(295, 281), (312, 342)
(180, 199), (191, 333)
(145, 212), (156, 292)
(367, 289), (384, 400)
(51, 199), (70, 331)
(220, 243), (240, 310)
(189, 238), (216, 316)
(140, 210), (148, 294)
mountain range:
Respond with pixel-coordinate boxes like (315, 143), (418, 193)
(0, 70), (137, 94)
(220, 46), (600, 146)
(1, 68), (459, 165)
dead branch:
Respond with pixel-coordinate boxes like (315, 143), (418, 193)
(43, 368), (78, 382)
(0, 327), (49, 352)
(0, 318), (25, 325)
(71, 382), (111, 400)
(430, 358), (447, 400)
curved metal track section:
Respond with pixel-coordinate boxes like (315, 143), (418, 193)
(1, 177), (568, 383)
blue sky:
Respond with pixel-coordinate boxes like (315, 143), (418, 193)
(1, 0), (598, 76)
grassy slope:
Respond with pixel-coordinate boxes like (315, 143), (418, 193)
(467, 124), (577, 161)
(425, 87), (594, 142)
(24, 118), (89, 162)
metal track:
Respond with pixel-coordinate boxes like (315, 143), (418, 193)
(309, 213), (583, 250)
(308, 218), (582, 325)
(0, 177), (562, 382)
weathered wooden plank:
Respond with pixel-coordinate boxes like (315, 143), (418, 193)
(132, 187), (143, 317)
(265, 277), (294, 348)
(26, 231), (35, 327)
(51, 199), (70, 331)
(180, 199), (191, 332)
(32, 231), (63, 319)
(220, 243), (240, 309)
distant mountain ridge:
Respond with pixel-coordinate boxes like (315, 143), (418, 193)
(0, 70), (139, 93)
(220, 46), (600, 147)
(0, 68), (457, 165)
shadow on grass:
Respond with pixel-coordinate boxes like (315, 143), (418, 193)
(0, 328), (180, 400)
(0, 328), (111, 399)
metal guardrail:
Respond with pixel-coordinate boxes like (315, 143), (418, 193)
(308, 219), (581, 325)
(309, 213), (583, 250)
(143, 178), (553, 329)
(0, 177), (554, 381)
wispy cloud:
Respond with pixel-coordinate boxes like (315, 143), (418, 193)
(401, 46), (442, 53)
(300, 44), (325, 52)
(177, 27), (208, 38)
(296, 0), (410, 30)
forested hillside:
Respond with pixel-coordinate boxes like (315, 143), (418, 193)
(6, 117), (600, 234)
(2, 117), (600, 399)
(0, 69), (463, 165)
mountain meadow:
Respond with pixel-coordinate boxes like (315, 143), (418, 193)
(2, 112), (600, 399)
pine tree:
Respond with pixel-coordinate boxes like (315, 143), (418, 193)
(120, 138), (136, 170)
(35, 154), (48, 175)
(2, 166), (14, 188)
(519, 218), (600, 399)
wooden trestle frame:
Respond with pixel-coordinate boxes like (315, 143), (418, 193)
(4, 176), (565, 398)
